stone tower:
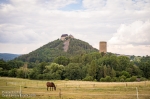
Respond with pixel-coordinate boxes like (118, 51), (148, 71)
(99, 41), (107, 53)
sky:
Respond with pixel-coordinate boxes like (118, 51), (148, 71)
(0, 0), (150, 56)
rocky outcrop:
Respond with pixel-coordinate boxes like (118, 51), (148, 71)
(63, 39), (70, 52)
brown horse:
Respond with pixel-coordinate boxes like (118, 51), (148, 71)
(46, 82), (56, 91)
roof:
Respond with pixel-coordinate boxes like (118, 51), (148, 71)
(61, 34), (68, 37)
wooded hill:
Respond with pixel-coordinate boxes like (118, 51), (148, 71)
(0, 37), (150, 81)
(15, 38), (98, 62)
(0, 53), (20, 61)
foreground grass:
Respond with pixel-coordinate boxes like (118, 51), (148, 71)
(0, 77), (150, 99)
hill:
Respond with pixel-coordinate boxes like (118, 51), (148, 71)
(16, 38), (98, 62)
(0, 53), (20, 61)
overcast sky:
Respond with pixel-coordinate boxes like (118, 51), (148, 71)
(0, 0), (150, 56)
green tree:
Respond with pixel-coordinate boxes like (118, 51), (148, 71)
(16, 67), (24, 78)
(0, 59), (9, 70)
(139, 62), (150, 79)
(38, 62), (47, 74)
(121, 71), (130, 78)
(111, 68), (116, 78)
(88, 60), (98, 79)
(28, 68), (38, 79)
(118, 56), (130, 71)
(44, 63), (65, 80)
(54, 56), (70, 66)
(103, 65), (107, 78)
(64, 63), (82, 80)
(8, 68), (17, 77)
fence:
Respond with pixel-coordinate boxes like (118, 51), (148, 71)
(1, 81), (150, 99)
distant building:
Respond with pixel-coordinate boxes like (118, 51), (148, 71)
(69, 34), (74, 38)
(99, 41), (107, 53)
(60, 34), (74, 41)
(61, 34), (68, 40)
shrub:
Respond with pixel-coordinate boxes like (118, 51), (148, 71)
(100, 78), (105, 82)
(105, 76), (111, 82)
(100, 76), (111, 82)
(125, 78), (131, 82)
(130, 76), (137, 81)
(119, 75), (126, 82)
(111, 77), (118, 82)
(83, 76), (93, 81)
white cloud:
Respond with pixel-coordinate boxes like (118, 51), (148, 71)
(0, 0), (150, 55)
(0, 43), (44, 54)
(82, 0), (150, 11)
(82, 0), (106, 10)
(108, 20), (150, 45)
(108, 44), (150, 56)
(108, 20), (150, 56)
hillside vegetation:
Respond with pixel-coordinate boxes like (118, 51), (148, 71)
(0, 37), (150, 82)
(16, 38), (98, 62)
(0, 53), (20, 61)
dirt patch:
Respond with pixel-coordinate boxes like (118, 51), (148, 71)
(63, 39), (70, 52)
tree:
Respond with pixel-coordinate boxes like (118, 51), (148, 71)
(121, 71), (130, 78)
(28, 68), (38, 79)
(44, 63), (65, 80)
(111, 68), (116, 78)
(64, 63), (82, 80)
(38, 62), (47, 74)
(103, 65), (107, 78)
(88, 60), (98, 79)
(54, 56), (70, 66)
(16, 67), (24, 78)
(0, 59), (9, 70)
(8, 68), (17, 77)
(139, 62), (150, 79)
(118, 56), (130, 71)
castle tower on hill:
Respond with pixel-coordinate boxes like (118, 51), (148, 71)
(60, 34), (74, 41)
(61, 34), (68, 41)
(99, 41), (107, 53)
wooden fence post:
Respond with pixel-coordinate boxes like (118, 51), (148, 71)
(20, 85), (22, 97)
(136, 87), (139, 99)
(59, 89), (62, 98)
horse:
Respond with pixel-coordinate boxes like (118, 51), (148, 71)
(46, 82), (56, 91)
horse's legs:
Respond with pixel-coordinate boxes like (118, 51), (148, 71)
(51, 87), (53, 91)
(47, 87), (48, 91)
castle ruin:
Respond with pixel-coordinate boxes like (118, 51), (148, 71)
(99, 41), (107, 53)
(60, 34), (74, 41)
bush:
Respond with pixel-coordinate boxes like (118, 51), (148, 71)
(130, 76), (137, 81)
(140, 77), (146, 81)
(105, 76), (111, 82)
(65, 78), (69, 81)
(125, 78), (131, 82)
(100, 76), (111, 82)
(119, 75), (126, 82)
(111, 77), (118, 82)
(100, 78), (105, 82)
(83, 76), (93, 81)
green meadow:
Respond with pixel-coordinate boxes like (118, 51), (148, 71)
(0, 77), (150, 99)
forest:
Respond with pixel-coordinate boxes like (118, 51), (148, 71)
(0, 52), (150, 82)
(0, 38), (150, 82)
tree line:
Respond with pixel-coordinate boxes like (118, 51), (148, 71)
(0, 52), (150, 82)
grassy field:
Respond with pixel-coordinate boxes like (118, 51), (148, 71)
(0, 77), (150, 99)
